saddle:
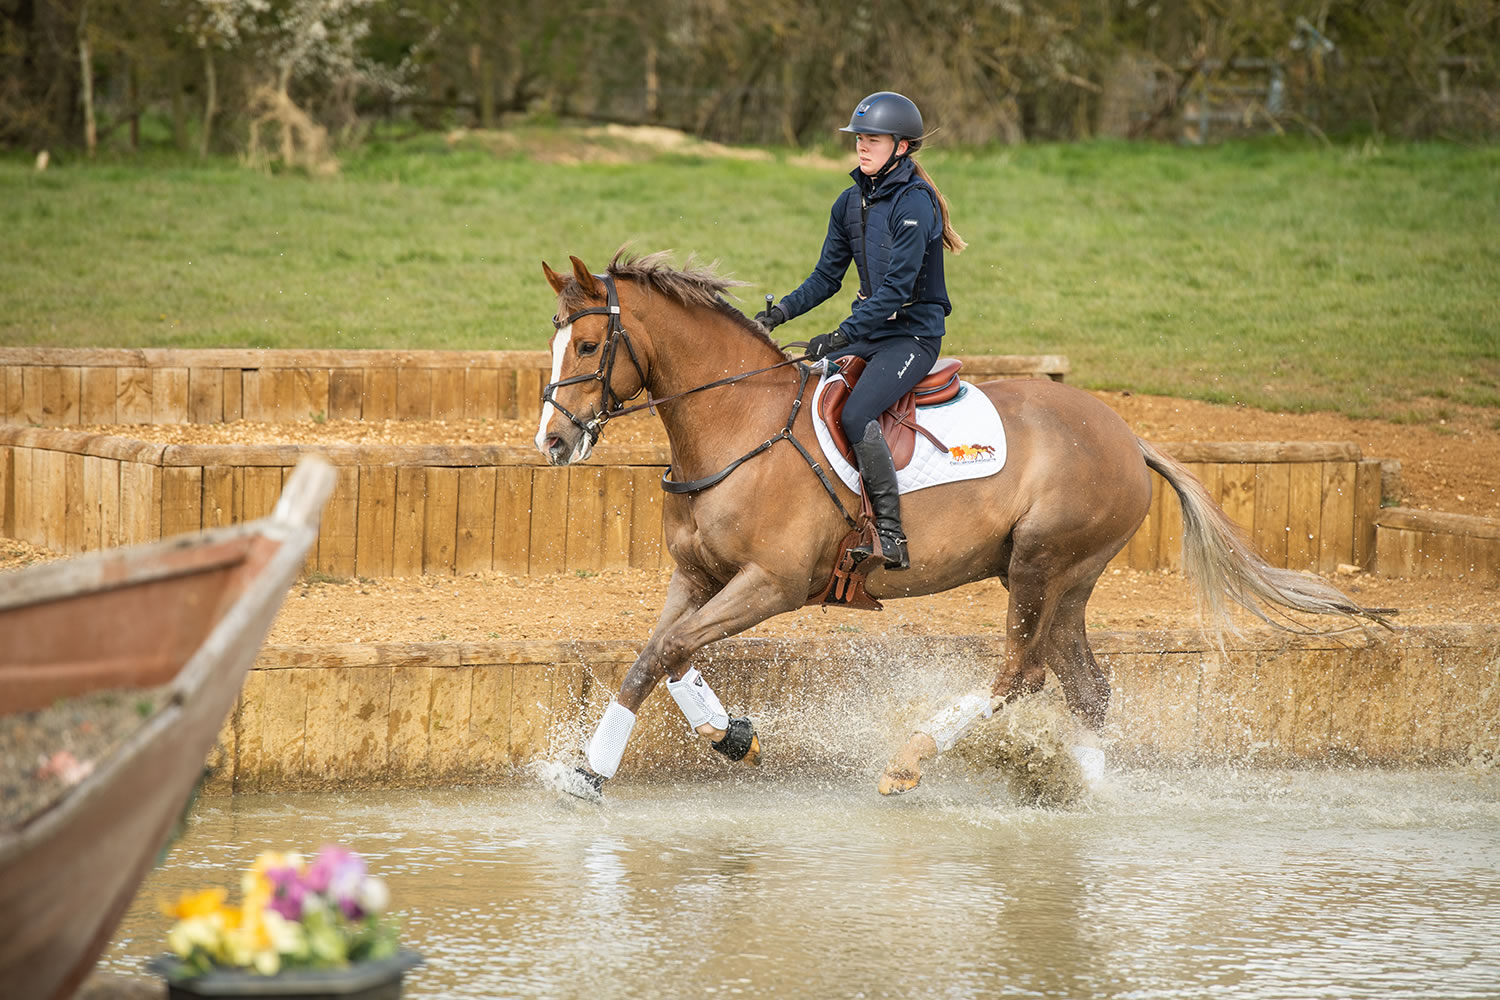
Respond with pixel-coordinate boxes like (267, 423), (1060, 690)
(817, 356), (963, 470)
(807, 355), (964, 613)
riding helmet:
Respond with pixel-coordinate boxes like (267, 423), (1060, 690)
(840, 92), (924, 140)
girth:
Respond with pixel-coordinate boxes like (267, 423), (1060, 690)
(817, 356), (963, 470)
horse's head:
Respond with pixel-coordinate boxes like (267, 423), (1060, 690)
(535, 256), (649, 466)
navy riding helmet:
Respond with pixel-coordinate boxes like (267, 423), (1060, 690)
(840, 92), (924, 140)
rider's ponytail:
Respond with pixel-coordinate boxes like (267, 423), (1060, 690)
(906, 139), (966, 254)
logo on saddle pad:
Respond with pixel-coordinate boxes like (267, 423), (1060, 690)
(948, 443), (997, 464)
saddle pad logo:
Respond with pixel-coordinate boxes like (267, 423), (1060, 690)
(949, 444), (997, 464)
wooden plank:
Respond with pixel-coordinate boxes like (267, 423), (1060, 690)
(1352, 460), (1382, 569)
(222, 369), (243, 422)
(19, 367), (44, 425)
(1216, 461), (1256, 537)
(152, 367), (190, 424)
(456, 467), (498, 573)
(629, 466), (664, 569)
(423, 467), (460, 575)
(528, 467), (570, 574)
(2, 367), (21, 425)
(391, 467), (427, 577)
(1376, 506), (1500, 540)
(355, 465), (397, 578)
(1251, 462), (1290, 566)
(10, 447), (33, 542)
(1156, 463), (1188, 573)
(1464, 534), (1500, 586)
(35, 449), (69, 551)
(466, 664), (515, 776)
(238, 668), (309, 791)
(1285, 462), (1322, 571)
(53, 366), (81, 425)
(328, 369), (363, 421)
(1317, 461), (1356, 572)
(311, 667), (391, 782)
(160, 467), (204, 542)
(294, 368), (330, 422)
(493, 467), (533, 574)
(1124, 473), (1162, 570)
(508, 663), (559, 765)
(240, 369), (266, 422)
(316, 465), (360, 578)
(496, 368), (519, 419)
(387, 666), (435, 781)
(396, 368), (433, 421)
(362, 368), (397, 422)
(515, 369), (543, 423)
(202, 465), (240, 528)
(187, 368), (223, 424)
(565, 466), (605, 572)
(97, 458), (121, 549)
(464, 367), (500, 421)
(62, 452), (87, 553)
(118, 461), (161, 546)
(267, 369), (299, 423)
(0, 446), (11, 537)
(79, 367), (116, 424)
(239, 466), (282, 524)
(431, 367), (467, 421)
(427, 666), (475, 779)
(600, 466), (635, 569)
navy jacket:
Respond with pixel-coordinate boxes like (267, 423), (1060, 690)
(777, 156), (951, 342)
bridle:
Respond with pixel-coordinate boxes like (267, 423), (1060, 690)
(542, 272), (650, 447)
(542, 272), (856, 527)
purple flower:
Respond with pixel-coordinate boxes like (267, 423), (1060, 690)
(307, 845), (368, 920)
(264, 864), (307, 921)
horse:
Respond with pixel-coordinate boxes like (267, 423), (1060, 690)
(535, 249), (1387, 797)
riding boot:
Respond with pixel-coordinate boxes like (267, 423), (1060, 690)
(850, 421), (910, 570)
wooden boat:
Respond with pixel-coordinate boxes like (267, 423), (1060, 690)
(0, 456), (335, 1000)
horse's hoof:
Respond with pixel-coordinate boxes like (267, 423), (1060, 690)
(877, 764), (922, 796)
(711, 717), (759, 763)
(742, 732), (761, 767)
(558, 766), (605, 803)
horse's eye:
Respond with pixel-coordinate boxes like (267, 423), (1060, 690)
(578, 342), (600, 356)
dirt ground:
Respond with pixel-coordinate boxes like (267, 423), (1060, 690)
(12, 390), (1500, 641)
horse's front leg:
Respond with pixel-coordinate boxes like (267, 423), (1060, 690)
(578, 563), (803, 793)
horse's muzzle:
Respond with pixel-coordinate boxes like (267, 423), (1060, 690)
(540, 432), (575, 466)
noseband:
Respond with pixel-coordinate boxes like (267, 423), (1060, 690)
(542, 272), (648, 445)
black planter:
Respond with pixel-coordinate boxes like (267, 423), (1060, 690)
(147, 950), (423, 1000)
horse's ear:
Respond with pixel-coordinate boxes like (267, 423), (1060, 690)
(542, 261), (568, 295)
(569, 256), (601, 298)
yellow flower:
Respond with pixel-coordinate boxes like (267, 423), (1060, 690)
(161, 887), (229, 921)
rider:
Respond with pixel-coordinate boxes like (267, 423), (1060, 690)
(757, 91), (965, 571)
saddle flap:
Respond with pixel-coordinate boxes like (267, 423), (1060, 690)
(816, 356), (963, 470)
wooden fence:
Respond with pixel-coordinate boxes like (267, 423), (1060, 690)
(1375, 507), (1500, 585)
(206, 625), (1500, 792)
(1, 428), (1386, 578)
(0, 348), (1070, 427)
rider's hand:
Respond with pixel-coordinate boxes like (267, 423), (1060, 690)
(804, 330), (850, 361)
(755, 304), (787, 331)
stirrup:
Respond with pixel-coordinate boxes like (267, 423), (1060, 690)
(851, 530), (909, 570)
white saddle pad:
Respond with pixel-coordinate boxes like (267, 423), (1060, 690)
(810, 364), (1006, 496)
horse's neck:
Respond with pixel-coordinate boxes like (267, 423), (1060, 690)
(642, 305), (797, 476)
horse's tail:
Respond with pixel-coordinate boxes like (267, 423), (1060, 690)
(1136, 437), (1395, 638)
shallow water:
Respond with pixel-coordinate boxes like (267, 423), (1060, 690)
(102, 766), (1500, 1000)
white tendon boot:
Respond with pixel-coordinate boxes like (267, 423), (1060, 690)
(666, 667), (730, 736)
(924, 689), (996, 752)
(562, 701), (636, 802)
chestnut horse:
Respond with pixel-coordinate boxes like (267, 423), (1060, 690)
(537, 250), (1385, 797)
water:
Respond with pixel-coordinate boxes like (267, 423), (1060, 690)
(102, 766), (1500, 999)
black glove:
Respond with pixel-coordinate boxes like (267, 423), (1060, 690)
(804, 330), (850, 361)
(755, 304), (787, 331)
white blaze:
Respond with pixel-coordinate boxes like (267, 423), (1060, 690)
(534, 323), (572, 453)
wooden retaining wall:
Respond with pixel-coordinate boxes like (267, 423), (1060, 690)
(1375, 507), (1500, 585)
(1, 429), (1384, 576)
(0, 348), (1070, 427)
(203, 625), (1500, 793)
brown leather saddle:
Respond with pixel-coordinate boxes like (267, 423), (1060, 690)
(817, 355), (964, 469)
(807, 356), (964, 613)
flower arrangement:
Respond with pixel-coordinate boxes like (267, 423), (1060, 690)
(161, 844), (399, 978)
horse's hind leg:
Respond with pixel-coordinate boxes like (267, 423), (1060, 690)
(1048, 580), (1110, 731)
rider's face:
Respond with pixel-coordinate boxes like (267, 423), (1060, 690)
(855, 133), (907, 175)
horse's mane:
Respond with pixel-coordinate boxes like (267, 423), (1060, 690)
(560, 248), (786, 355)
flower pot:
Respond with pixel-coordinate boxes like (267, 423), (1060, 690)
(147, 950), (422, 1000)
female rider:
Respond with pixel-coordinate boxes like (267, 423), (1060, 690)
(758, 90), (965, 571)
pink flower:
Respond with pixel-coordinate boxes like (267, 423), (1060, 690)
(263, 863), (307, 921)
(306, 845), (367, 919)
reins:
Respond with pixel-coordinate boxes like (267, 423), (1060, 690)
(544, 273), (858, 529)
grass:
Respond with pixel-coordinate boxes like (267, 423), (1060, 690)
(2, 131), (1497, 418)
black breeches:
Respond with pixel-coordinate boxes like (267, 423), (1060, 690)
(837, 337), (942, 443)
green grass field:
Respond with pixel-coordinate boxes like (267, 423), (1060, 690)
(2, 131), (1497, 419)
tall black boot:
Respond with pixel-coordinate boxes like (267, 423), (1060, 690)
(850, 421), (910, 570)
